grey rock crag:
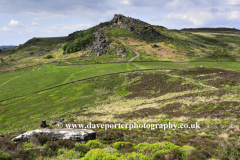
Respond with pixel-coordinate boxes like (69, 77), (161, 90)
(90, 28), (109, 57)
(112, 14), (167, 39)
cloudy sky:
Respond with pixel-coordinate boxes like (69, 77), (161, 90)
(0, 0), (240, 46)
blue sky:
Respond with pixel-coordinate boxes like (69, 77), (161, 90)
(0, 0), (240, 46)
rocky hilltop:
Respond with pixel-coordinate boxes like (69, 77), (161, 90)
(89, 14), (168, 57)
(111, 14), (167, 39)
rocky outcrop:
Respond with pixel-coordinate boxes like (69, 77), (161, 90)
(11, 128), (96, 142)
(88, 14), (167, 57)
(112, 14), (167, 39)
(90, 28), (109, 57)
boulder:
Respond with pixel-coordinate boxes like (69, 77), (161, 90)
(152, 44), (159, 48)
(128, 26), (135, 32)
(120, 23), (128, 29)
(121, 52), (128, 58)
(116, 41), (121, 44)
(11, 128), (96, 142)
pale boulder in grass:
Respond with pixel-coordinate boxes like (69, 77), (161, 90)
(11, 128), (96, 143)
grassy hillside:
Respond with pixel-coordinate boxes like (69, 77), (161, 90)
(1, 15), (240, 74)
(0, 62), (188, 101)
(1, 14), (240, 160)
(1, 67), (240, 159)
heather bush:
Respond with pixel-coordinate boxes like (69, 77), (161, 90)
(0, 151), (12, 160)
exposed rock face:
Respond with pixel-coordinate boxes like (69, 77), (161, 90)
(90, 28), (109, 57)
(121, 52), (128, 59)
(112, 14), (167, 39)
(11, 128), (96, 142)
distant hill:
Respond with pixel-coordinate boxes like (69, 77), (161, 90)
(180, 27), (240, 33)
(0, 45), (16, 49)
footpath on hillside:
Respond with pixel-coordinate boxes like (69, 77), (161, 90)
(128, 47), (140, 62)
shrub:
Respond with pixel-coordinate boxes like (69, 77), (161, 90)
(44, 54), (53, 59)
(0, 151), (12, 160)
(187, 149), (209, 160)
(207, 48), (235, 60)
(57, 140), (75, 149)
(63, 149), (81, 159)
(38, 135), (50, 145)
(75, 143), (90, 156)
(134, 143), (150, 151)
(152, 151), (165, 160)
(46, 141), (60, 151)
(181, 145), (195, 157)
(124, 152), (150, 160)
(82, 148), (120, 160)
(112, 142), (136, 154)
(85, 139), (103, 148)
(23, 141), (37, 149)
(112, 142), (125, 150)
(214, 138), (240, 159)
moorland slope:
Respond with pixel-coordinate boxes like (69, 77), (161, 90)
(1, 14), (240, 160)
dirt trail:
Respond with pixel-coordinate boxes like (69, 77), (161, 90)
(128, 47), (140, 62)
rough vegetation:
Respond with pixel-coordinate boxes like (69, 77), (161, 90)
(0, 14), (240, 159)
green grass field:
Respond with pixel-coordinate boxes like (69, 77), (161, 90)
(0, 62), (188, 101)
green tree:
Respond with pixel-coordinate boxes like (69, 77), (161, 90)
(62, 43), (68, 51)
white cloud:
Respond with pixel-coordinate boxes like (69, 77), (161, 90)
(47, 23), (92, 33)
(165, 11), (215, 26)
(8, 19), (24, 27)
(25, 27), (40, 33)
(227, 0), (240, 5)
(120, 0), (130, 5)
(2, 26), (11, 31)
(228, 11), (239, 19)
(32, 22), (40, 26)
(20, 23), (92, 35)
(41, 29), (54, 33)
